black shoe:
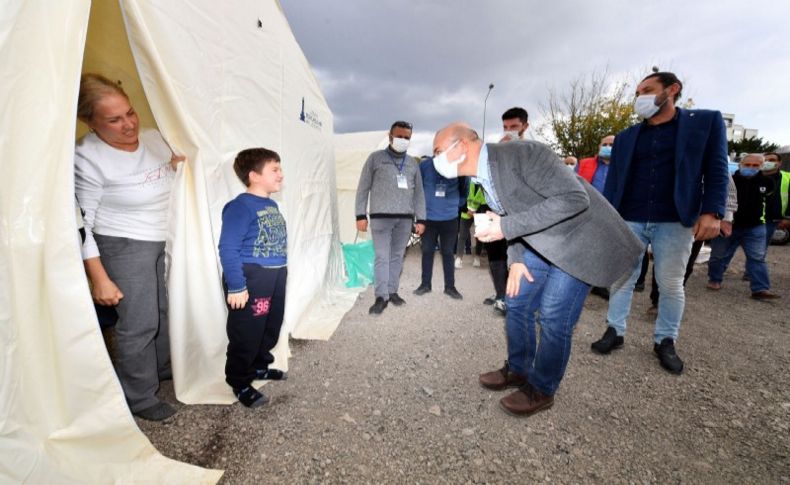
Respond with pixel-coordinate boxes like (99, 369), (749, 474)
(493, 298), (507, 316)
(590, 287), (610, 300)
(256, 368), (288, 380)
(483, 295), (497, 305)
(634, 282), (645, 292)
(389, 293), (406, 306)
(653, 338), (684, 374)
(369, 297), (388, 314)
(591, 326), (624, 354)
(444, 287), (463, 300)
(134, 402), (177, 421)
(413, 285), (431, 296)
(234, 386), (269, 408)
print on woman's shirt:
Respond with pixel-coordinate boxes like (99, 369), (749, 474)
(253, 206), (287, 258)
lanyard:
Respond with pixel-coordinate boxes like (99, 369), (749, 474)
(388, 152), (407, 174)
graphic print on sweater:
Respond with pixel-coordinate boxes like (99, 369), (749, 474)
(253, 206), (287, 258)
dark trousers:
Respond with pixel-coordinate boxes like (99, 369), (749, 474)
(637, 240), (703, 306)
(225, 265), (287, 391)
(486, 239), (508, 299)
(421, 218), (458, 288)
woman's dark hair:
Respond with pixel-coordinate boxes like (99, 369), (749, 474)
(234, 148), (281, 186)
(641, 71), (683, 102)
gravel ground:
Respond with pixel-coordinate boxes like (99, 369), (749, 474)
(139, 243), (790, 484)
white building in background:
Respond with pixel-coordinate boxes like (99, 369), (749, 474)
(722, 113), (758, 142)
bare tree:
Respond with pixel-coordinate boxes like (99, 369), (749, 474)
(539, 70), (637, 160)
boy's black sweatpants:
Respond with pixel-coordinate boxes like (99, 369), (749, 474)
(225, 264), (287, 391)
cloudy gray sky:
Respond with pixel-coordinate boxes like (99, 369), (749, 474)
(281, 0), (790, 154)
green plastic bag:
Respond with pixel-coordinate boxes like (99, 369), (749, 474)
(342, 238), (375, 288)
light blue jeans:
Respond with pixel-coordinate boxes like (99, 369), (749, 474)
(606, 222), (693, 343)
(708, 225), (770, 293)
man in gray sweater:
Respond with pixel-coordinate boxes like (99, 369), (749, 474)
(355, 121), (426, 315)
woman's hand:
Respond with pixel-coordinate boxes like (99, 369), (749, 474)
(227, 290), (249, 310)
(92, 277), (124, 306)
(506, 262), (534, 298)
(170, 153), (187, 170)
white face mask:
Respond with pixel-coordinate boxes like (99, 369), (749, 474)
(433, 140), (466, 179)
(762, 161), (778, 172)
(634, 94), (662, 119)
(391, 137), (410, 153)
(566, 164), (577, 171)
(503, 130), (520, 141)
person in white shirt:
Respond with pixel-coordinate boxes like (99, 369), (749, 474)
(74, 73), (185, 421)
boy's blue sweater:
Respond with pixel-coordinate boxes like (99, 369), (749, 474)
(219, 193), (287, 292)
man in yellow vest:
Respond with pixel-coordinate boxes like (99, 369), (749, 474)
(762, 152), (790, 247)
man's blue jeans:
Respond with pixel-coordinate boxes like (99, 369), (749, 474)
(708, 225), (770, 293)
(607, 222), (693, 343)
(505, 246), (589, 396)
(764, 221), (777, 250)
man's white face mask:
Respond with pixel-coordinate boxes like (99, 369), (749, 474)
(503, 130), (520, 141)
(391, 137), (410, 153)
(433, 140), (466, 179)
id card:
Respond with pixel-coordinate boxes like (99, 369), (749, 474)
(396, 173), (408, 189)
(435, 183), (446, 197)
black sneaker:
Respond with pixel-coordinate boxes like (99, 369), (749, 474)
(483, 295), (497, 305)
(389, 293), (406, 306)
(413, 285), (431, 296)
(256, 368), (288, 380)
(634, 282), (645, 292)
(493, 298), (506, 316)
(653, 338), (684, 374)
(235, 386), (269, 408)
(369, 297), (388, 314)
(134, 402), (176, 421)
(591, 326), (624, 354)
(444, 287), (463, 300)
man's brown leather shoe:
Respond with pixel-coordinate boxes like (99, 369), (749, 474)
(478, 361), (526, 390)
(499, 383), (554, 417)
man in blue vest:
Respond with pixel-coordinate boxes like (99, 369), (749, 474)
(591, 71), (729, 374)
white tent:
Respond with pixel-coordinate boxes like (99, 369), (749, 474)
(0, 0), (356, 481)
(334, 131), (390, 243)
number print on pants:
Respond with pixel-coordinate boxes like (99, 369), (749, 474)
(252, 297), (271, 317)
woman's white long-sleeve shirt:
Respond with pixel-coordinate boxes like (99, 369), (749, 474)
(74, 130), (175, 260)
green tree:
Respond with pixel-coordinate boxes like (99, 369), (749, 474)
(728, 136), (779, 155)
(539, 70), (637, 160)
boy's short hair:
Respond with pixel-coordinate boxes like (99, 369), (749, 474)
(234, 148), (281, 186)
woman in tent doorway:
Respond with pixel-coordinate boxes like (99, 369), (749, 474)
(74, 73), (185, 421)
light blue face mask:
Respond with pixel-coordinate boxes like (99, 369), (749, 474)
(739, 168), (759, 177)
(598, 146), (612, 159)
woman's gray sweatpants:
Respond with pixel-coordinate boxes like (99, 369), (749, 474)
(94, 235), (171, 413)
(370, 218), (413, 300)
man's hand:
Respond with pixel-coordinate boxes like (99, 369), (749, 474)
(693, 213), (721, 241)
(720, 220), (733, 238)
(227, 290), (249, 310)
(777, 219), (790, 231)
(506, 262), (534, 297)
(415, 223), (425, 235)
(91, 277), (124, 306)
(474, 212), (504, 242)
(356, 219), (368, 232)
(466, 210), (475, 219)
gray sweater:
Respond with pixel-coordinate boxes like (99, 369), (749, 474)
(355, 147), (426, 222)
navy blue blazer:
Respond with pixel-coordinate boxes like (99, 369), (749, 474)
(603, 108), (729, 227)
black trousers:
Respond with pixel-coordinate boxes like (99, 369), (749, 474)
(421, 218), (458, 288)
(225, 264), (287, 391)
(486, 239), (508, 299)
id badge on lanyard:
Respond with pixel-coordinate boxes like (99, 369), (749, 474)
(393, 154), (408, 189)
(435, 183), (446, 197)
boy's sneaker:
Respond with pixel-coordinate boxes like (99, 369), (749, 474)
(235, 386), (269, 408)
(472, 257), (481, 267)
(256, 368), (288, 381)
(454, 257), (463, 269)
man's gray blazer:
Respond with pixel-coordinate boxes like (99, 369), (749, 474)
(487, 141), (643, 288)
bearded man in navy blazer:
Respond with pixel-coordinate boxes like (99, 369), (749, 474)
(591, 71), (729, 374)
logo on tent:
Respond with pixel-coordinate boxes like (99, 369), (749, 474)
(299, 97), (323, 130)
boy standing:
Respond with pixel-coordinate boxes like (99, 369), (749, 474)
(219, 148), (288, 407)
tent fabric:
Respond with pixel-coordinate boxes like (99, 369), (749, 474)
(334, 131), (390, 243)
(0, 0), (221, 482)
(119, 0), (359, 405)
